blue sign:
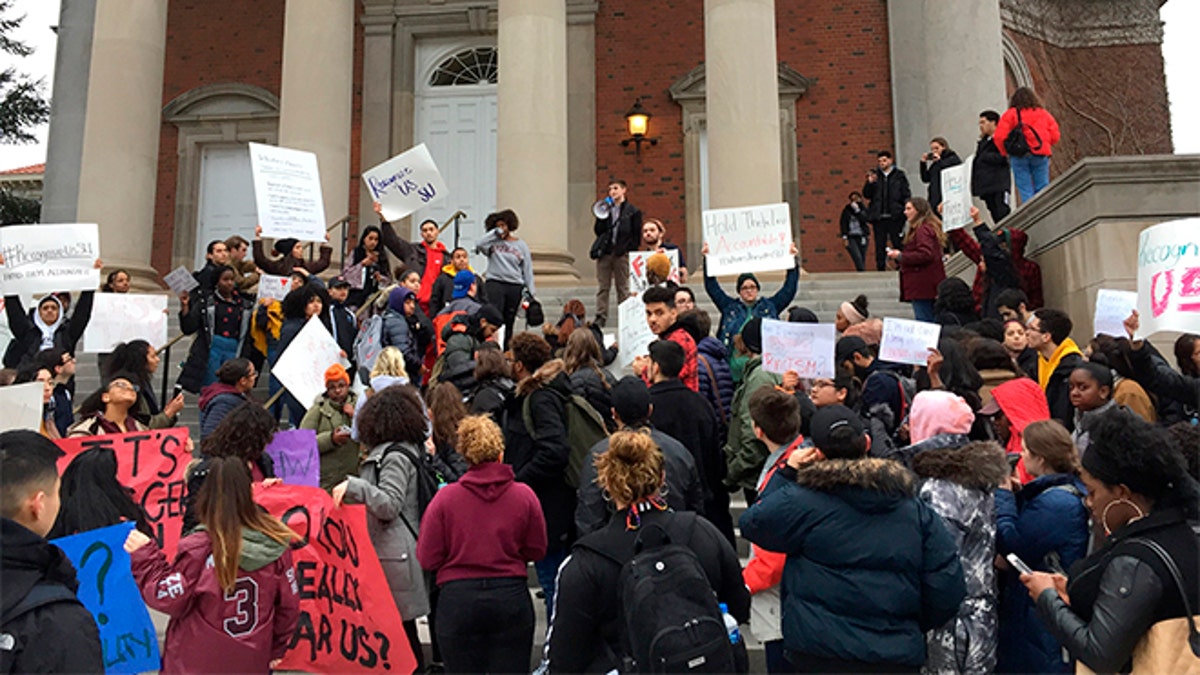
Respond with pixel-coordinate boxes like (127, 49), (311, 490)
(53, 522), (161, 674)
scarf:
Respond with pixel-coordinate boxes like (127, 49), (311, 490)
(1037, 337), (1082, 390)
(32, 297), (64, 350)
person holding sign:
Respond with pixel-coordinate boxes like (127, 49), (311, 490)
(2, 267), (99, 369)
(639, 218), (688, 282)
(373, 201), (448, 314)
(886, 197), (947, 323)
(476, 209), (535, 348)
(127, 455), (299, 674)
(1123, 311), (1200, 426)
(918, 137), (963, 210)
(251, 224), (332, 278)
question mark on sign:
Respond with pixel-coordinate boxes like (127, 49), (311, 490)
(374, 630), (391, 671)
(79, 541), (113, 626)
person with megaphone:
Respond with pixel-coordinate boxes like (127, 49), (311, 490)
(589, 179), (642, 328)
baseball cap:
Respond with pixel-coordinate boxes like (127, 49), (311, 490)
(809, 405), (867, 453)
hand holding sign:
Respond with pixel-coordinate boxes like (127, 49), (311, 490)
(702, 203), (795, 276)
(1093, 289), (1138, 338)
(363, 144), (449, 222)
(1136, 218), (1200, 336)
(879, 317), (943, 366)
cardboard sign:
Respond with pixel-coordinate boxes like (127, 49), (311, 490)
(162, 266), (200, 295)
(56, 428), (191, 559)
(274, 316), (348, 408)
(0, 223), (100, 295)
(249, 143), (327, 242)
(1093, 289), (1138, 338)
(939, 161), (973, 231)
(265, 429), (320, 488)
(879, 317), (942, 366)
(362, 144), (449, 223)
(761, 319), (836, 378)
(83, 293), (169, 352)
(617, 295), (656, 370)
(0, 381), (42, 432)
(629, 249), (681, 295)
(1136, 218), (1200, 337)
(52, 522), (161, 674)
(254, 484), (416, 674)
(258, 273), (292, 302)
(702, 203), (794, 276)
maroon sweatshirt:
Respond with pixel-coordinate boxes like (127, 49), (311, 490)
(416, 461), (548, 585)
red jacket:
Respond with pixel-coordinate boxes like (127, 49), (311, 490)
(898, 223), (947, 302)
(131, 531), (299, 674)
(642, 323), (699, 392)
(994, 107), (1060, 158)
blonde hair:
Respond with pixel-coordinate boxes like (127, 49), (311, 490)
(595, 430), (664, 506)
(456, 415), (505, 466)
(371, 346), (408, 379)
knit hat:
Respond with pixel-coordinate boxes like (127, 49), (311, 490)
(809, 405), (867, 455)
(646, 253), (672, 281)
(473, 304), (503, 328)
(741, 317), (763, 354)
(611, 376), (651, 426)
(786, 307), (819, 324)
(908, 390), (975, 445)
(388, 286), (415, 313)
(452, 270), (475, 299)
(273, 238), (299, 256)
(324, 364), (350, 385)
(736, 273), (759, 291)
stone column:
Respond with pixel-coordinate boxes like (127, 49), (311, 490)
(41, 0), (96, 224)
(497, 0), (578, 280)
(74, 0), (167, 290)
(278, 0), (354, 237)
(358, 3), (397, 227)
(704, 0), (783, 210)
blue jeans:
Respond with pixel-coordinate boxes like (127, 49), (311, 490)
(911, 299), (936, 322)
(535, 548), (568, 617)
(1010, 154), (1050, 203)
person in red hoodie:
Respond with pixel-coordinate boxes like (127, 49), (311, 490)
(993, 86), (1061, 203)
(633, 285), (699, 391)
(416, 414), (547, 674)
(126, 455), (299, 674)
(978, 377), (1050, 484)
(374, 200), (449, 314)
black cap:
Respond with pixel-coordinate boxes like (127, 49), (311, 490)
(809, 405), (866, 453)
(611, 376), (651, 425)
(329, 275), (352, 289)
(835, 335), (869, 366)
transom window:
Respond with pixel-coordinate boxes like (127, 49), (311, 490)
(429, 47), (498, 87)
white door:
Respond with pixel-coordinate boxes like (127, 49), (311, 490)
(196, 145), (256, 267)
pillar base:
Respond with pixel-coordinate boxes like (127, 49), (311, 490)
(530, 247), (581, 284)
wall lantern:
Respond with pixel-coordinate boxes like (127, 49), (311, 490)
(621, 98), (658, 155)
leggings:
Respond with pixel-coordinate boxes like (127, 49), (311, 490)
(435, 577), (534, 674)
(485, 279), (524, 350)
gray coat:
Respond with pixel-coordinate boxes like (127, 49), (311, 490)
(344, 441), (430, 619)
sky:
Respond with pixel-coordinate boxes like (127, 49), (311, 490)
(0, 0), (1197, 170)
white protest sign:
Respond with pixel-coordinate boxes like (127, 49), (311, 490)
(629, 249), (681, 295)
(940, 160), (973, 231)
(257, 274), (292, 302)
(0, 224), (99, 295)
(362, 144), (449, 223)
(0, 382), (42, 432)
(761, 319), (836, 378)
(879, 317), (942, 366)
(249, 143), (327, 241)
(1137, 218), (1200, 337)
(274, 316), (349, 407)
(702, 203), (794, 276)
(617, 295), (655, 370)
(162, 266), (200, 295)
(1093, 289), (1138, 338)
(83, 293), (168, 352)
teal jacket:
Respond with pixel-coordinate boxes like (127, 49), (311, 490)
(703, 264), (799, 350)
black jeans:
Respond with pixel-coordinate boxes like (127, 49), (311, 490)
(980, 191), (1011, 223)
(436, 577), (534, 674)
(871, 217), (905, 271)
(845, 235), (869, 271)
(485, 279), (524, 350)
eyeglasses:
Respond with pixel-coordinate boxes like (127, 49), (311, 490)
(739, 285), (758, 292)
(811, 380), (835, 389)
(109, 381), (140, 393)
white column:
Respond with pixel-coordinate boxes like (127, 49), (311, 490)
(278, 0), (354, 235)
(74, 0), (167, 290)
(704, 0), (782, 209)
(358, 3), (396, 225)
(497, 0), (578, 280)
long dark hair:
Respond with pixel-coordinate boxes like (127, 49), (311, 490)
(76, 370), (142, 420)
(1174, 334), (1200, 378)
(426, 382), (467, 452)
(352, 225), (391, 271)
(106, 340), (154, 387)
(280, 283), (333, 333)
(49, 447), (152, 539)
(1009, 86), (1043, 111)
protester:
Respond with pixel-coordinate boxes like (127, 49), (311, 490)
(343, 224), (392, 308)
(252, 225), (332, 277)
(919, 136), (963, 209)
(725, 317), (783, 496)
(946, 206), (1022, 319)
(299, 364), (359, 491)
(14, 365), (60, 439)
(102, 268), (132, 293)
(933, 277), (980, 327)
(995, 420), (1089, 674)
(633, 285), (699, 391)
(994, 86), (1061, 202)
(105, 339), (185, 429)
(263, 283), (327, 424)
(687, 309), (735, 443)
(888, 389), (975, 466)
(839, 192), (871, 271)
(547, 430), (750, 673)
(49, 446), (152, 543)
(972, 110), (1012, 222)
(424, 381), (470, 484)
(326, 276), (359, 372)
(128, 455), (298, 673)
(333, 385), (430, 671)
(996, 288), (1034, 325)
(674, 286), (696, 312)
(429, 246), (488, 316)
(701, 241), (799, 373)
(1086, 334), (1156, 423)
(563, 328), (617, 431)
(469, 346), (515, 422)
(1002, 318), (1038, 378)
(186, 402), (278, 534)
(350, 346), (412, 442)
(1020, 412), (1199, 673)
(433, 270), (483, 357)
(808, 367), (859, 410)
(67, 372), (152, 436)
(590, 179), (642, 328)
(3, 286), (96, 369)
(1026, 308), (1083, 430)
(1125, 311), (1200, 425)
(979, 376), (1051, 481)
(380, 286), (422, 382)
(178, 265), (252, 394)
(886, 197), (947, 322)
(476, 209), (534, 346)
(970, 338), (1024, 406)
(835, 294), (870, 334)
(1069, 361), (1120, 456)
(375, 202), (448, 314)
(0, 430), (104, 672)
(544, 298), (587, 354)
(224, 235), (260, 292)
(416, 415), (547, 674)
(198, 357), (256, 438)
(639, 217), (688, 281)
(35, 347), (77, 436)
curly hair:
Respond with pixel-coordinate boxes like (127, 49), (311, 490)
(595, 430), (664, 506)
(968, 338), (1021, 375)
(510, 332), (552, 374)
(426, 382), (467, 451)
(201, 402), (276, 462)
(485, 209), (519, 232)
(1022, 420), (1079, 474)
(281, 285), (322, 321)
(105, 340), (154, 384)
(1166, 422), (1200, 478)
(1085, 411), (1199, 520)
(456, 415), (505, 466)
(1009, 86), (1042, 110)
(357, 385), (427, 447)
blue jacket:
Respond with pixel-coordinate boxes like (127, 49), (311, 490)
(740, 458), (966, 667)
(703, 265), (799, 349)
(995, 473), (1090, 674)
(695, 336), (734, 432)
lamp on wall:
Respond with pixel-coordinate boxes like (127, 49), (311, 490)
(621, 98), (657, 155)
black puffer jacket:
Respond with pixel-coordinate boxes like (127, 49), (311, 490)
(568, 365), (617, 431)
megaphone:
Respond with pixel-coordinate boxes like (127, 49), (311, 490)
(592, 196), (615, 219)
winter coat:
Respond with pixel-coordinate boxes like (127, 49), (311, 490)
(650, 378), (722, 503)
(919, 149), (963, 207)
(428, 264), (489, 316)
(380, 308), (420, 375)
(696, 336), (735, 433)
(1112, 376), (1156, 424)
(971, 135), (1011, 196)
(547, 510), (750, 674)
(0, 518), (103, 673)
(911, 441), (1010, 675)
(417, 461), (547, 585)
(251, 239), (332, 276)
(995, 473), (1090, 674)
(198, 383), (250, 438)
(863, 167), (912, 222)
(886, 432), (971, 469)
(470, 376), (515, 423)
(299, 391), (359, 490)
(724, 355), (782, 491)
(344, 441), (431, 619)
(703, 264), (799, 351)
(591, 200), (643, 259)
(994, 106), (1061, 158)
(1071, 398), (1119, 457)
(568, 365), (618, 431)
(3, 291), (94, 368)
(1128, 341), (1199, 424)
(179, 289), (252, 394)
(898, 223), (947, 302)
(740, 458), (966, 668)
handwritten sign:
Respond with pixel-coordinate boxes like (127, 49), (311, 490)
(0, 381), (42, 432)
(702, 203), (794, 276)
(362, 143), (449, 223)
(879, 317), (942, 366)
(629, 249), (680, 295)
(255, 484), (416, 674)
(258, 273), (292, 302)
(56, 428), (191, 559)
(52, 522), (160, 674)
(83, 293), (168, 352)
(0, 223), (99, 295)
(1093, 289), (1138, 338)
(761, 319), (836, 378)
(249, 142), (327, 241)
(939, 161), (972, 231)
(162, 266), (200, 295)
(275, 316), (349, 409)
(265, 429), (320, 487)
(1137, 218), (1200, 337)
(617, 295), (656, 371)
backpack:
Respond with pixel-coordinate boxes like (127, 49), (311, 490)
(375, 442), (442, 538)
(353, 314), (384, 380)
(1, 583), (81, 673)
(522, 386), (609, 489)
(1003, 109), (1042, 158)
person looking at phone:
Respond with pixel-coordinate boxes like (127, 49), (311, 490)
(300, 364), (359, 491)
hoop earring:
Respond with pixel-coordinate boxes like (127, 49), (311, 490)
(1101, 498), (1146, 536)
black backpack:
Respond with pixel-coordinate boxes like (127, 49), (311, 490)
(375, 442), (441, 538)
(1, 583), (80, 673)
(1003, 108), (1042, 158)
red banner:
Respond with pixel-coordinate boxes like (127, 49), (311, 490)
(56, 427), (191, 559)
(254, 483), (415, 674)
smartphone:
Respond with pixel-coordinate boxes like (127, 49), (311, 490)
(1006, 553), (1034, 575)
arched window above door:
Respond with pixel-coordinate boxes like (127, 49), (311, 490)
(429, 47), (498, 87)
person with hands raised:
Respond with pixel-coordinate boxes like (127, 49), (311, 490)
(1, 257), (102, 369)
(1123, 309), (1200, 425)
(372, 200), (449, 314)
(251, 223), (332, 277)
